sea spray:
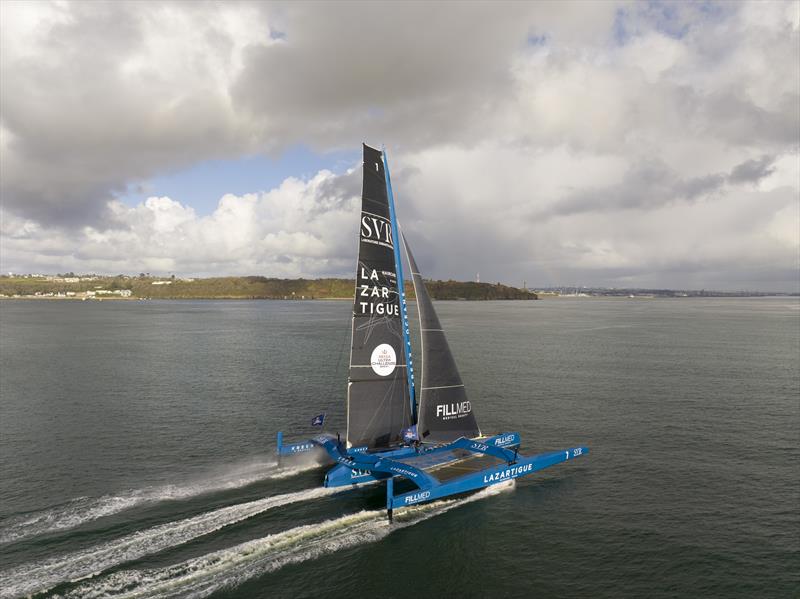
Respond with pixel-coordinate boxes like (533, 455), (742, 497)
(0, 486), (336, 599)
(0, 459), (321, 545)
(53, 481), (516, 599)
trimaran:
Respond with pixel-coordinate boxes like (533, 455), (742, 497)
(278, 144), (588, 521)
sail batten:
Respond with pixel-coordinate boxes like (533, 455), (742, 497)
(346, 145), (413, 449)
(401, 234), (481, 442)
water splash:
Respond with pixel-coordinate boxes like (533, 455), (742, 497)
(0, 459), (321, 545)
(54, 481), (515, 599)
(0, 486), (336, 599)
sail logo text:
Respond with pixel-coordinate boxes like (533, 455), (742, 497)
(361, 215), (393, 246)
(435, 401), (471, 420)
(404, 491), (431, 504)
(289, 443), (313, 453)
(359, 285), (390, 299)
(371, 344), (397, 376)
(494, 435), (516, 446)
(357, 267), (399, 316)
(483, 463), (532, 483)
(357, 299), (399, 317)
(388, 466), (419, 478)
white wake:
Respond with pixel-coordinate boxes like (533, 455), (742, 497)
(53, 481), (516, 599)
(0, 486), (336, 599)
(0, 459), (320, 545)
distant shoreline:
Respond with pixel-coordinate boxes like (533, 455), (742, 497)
(0, 275), (539, 301)
(1, 275), (796, 300)
(2, 294), (796, 303)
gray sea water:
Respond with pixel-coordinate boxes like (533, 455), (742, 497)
(0, 298), (797, 598)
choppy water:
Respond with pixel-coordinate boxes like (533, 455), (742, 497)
(0, 298), (797, 598)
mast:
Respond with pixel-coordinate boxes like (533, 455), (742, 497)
(382, 149), (416, 424)
(401, 234), (481, 442)
(345, 144), (414, 449)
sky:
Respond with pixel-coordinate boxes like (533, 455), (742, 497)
(1, 1), (798, 291)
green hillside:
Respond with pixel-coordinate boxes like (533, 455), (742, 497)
(0, 275), (538, 300)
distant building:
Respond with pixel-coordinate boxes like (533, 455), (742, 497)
(94, 289), (132, 297)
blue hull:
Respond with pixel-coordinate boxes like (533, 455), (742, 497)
(277, 430), (521, 487)
(323, 432), (521, 488)
(278, 430), (587, 517)
(388, 446), (588, 510)
(277, 430), (587, 517)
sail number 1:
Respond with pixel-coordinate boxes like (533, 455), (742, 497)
(565, 448), (582, 460)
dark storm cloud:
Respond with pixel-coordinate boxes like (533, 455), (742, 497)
(1, 1), (258, 226)
(702, 90), (800, 147)
(728, 155), (777, 184)
(544, 155), (780, 218)
(229, 2), (536, 150)
(310, 165), (361, 217)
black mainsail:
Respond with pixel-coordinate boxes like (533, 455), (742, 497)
(346, 145), (413, 449)
(402, 235), (481, 442)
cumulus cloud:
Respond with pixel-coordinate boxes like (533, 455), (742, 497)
(1, 168), (360, 277)
(0, 0), (798, 290)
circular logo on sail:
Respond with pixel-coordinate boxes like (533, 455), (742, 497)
(370, 344), (397, 376)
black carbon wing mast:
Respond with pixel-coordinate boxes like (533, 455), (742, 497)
(346, 145), (414, 449)
(401, 234), (481, 442)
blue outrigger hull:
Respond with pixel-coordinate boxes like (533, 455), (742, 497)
(277, 430), (587, 518)
(388, 446), (588, 510)
(276, 432), (318, 457)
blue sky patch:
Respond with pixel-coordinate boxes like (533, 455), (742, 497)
(118, 145), (360, 215)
